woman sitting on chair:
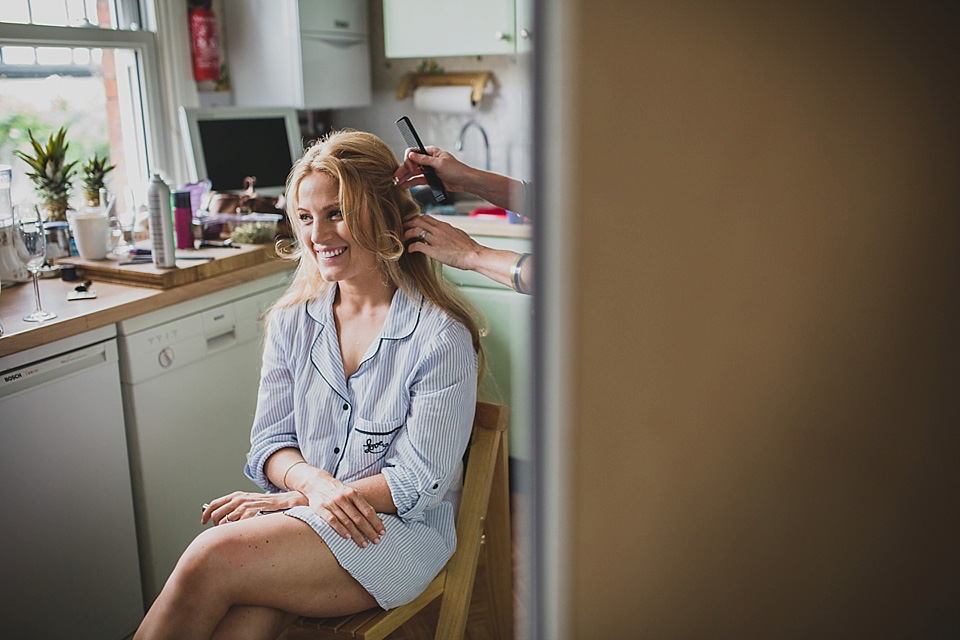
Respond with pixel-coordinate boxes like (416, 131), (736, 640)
(134, 130), (483, 640)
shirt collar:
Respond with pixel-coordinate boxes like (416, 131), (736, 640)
(305, 282), (423, 340)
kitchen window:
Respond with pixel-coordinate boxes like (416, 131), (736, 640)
(0, 0), (171, 207)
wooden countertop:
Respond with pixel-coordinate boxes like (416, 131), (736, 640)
(0, 257), (292, 358)
(0, 216), (528, 359)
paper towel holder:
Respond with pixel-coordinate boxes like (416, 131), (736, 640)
(396, 71), (494, 106)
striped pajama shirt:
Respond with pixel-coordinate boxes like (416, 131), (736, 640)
(244, 283), (478, 609)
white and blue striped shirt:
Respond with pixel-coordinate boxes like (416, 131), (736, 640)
(244, 283), (478, 608)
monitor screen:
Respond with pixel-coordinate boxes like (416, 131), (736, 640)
(179, 106), (303, 196)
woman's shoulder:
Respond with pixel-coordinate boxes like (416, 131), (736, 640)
(406, 293), (474, 355)
(266, 297), (323, 340)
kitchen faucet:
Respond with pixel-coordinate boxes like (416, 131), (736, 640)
(455, 119), (490, 171)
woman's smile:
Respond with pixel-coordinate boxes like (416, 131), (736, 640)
(316, 245), (347, 260)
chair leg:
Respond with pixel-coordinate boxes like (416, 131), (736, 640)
(483, 433), (514, 640)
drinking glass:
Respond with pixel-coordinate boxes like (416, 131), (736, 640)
(14, 203), (56, 322)
(110, 186), (137, 254)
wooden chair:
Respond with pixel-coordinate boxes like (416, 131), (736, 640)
(282, 402), (513, 640)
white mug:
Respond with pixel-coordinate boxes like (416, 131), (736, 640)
(67, 208), (110, 260)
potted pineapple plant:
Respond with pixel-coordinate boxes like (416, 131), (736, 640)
(15, 127), (78, 222)
(81, 153), (116, 207)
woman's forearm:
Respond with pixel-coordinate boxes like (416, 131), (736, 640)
(463, 167), (526, 215)
(349, 475), (396, 515)
(266, 448), (396, 515)
(470, 247), (534, 294)
(264, 448), (307, 490)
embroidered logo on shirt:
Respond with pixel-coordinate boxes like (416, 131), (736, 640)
(364, 438), (388, 454)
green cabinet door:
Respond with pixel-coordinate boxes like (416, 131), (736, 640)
(443, 235), (532, 462)
(383, 0), (517, 58)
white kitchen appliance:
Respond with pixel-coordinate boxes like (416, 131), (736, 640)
(223, 0), (372, 109)
(116, 271), (290, 605)
(0, 325), (144, 640)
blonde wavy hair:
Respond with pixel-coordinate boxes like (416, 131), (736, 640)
(270, 129), (485, 366)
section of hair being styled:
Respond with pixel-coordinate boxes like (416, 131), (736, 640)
(270, 129), (485, 364)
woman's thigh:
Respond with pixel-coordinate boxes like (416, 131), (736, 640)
(176, 512), (377, 618)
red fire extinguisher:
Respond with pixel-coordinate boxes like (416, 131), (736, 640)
(189, 0), (220, 81)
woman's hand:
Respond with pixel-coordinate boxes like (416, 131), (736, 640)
(403, 214), (485, 271)
(201, 490), (306, 526)
(295, 467), (386, 548)
(394, 147), (473, 194)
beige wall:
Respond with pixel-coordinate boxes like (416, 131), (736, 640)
(543, 1), (960, 637)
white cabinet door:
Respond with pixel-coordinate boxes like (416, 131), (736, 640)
(299, 32), (372, 108)
(383, 0), (517, 58)
(224, 0), (371, 109)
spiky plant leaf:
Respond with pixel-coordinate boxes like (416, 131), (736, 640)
(14, 127), (78, 220)
(81, 153), (116, 205)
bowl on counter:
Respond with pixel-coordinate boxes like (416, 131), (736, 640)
(194, 212), (283, 244)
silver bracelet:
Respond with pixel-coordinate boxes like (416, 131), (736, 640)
(510, 253), (532, 295)
(520, 180), (532, 219)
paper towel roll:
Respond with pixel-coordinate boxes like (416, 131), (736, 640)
(413, 86), (477, 113)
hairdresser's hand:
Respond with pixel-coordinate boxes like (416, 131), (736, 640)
(202, 490), (306, 526)
(297, 468), (385, 548)
(404, 214), (486, 271)
(394, 147), (473, 193)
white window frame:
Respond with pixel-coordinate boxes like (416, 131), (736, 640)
(0, 0), (178, 183)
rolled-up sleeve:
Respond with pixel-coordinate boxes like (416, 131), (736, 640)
(382, 321), (478, 521)
(244, 311), (300, 491)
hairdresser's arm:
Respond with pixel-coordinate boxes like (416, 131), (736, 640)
(395, 147), (527, 215)
(403, 215), (534, 294)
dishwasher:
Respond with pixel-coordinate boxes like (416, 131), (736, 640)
(0, 325), (143, 640)
(116, 271), (290, 606)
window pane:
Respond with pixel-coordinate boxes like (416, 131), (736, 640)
(30, 1), (69, 27)
(0, 2), (31, 25)
(36, 47), (74, 66)
(0, 46), (148, 212)
(1, 46), (37, 65)
(0, 0), (116, 28)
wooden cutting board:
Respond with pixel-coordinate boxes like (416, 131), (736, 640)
(56, 242), (285, 289)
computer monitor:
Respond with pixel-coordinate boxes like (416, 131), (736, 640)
(179, 106), (303, 196)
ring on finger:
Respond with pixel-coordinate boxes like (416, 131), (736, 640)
(419, 228), (427, 240)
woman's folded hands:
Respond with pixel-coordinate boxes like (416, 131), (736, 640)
(298, 468), (386, 548)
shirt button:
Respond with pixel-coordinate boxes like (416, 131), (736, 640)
(334, 447), (341, 454)
(342, 403), (349, 411)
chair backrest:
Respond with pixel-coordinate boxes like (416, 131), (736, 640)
(433, 401), (510, 639)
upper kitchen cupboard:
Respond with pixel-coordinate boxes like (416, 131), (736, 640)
(223, 0), (372, 109)
(383, 0), (532, 58)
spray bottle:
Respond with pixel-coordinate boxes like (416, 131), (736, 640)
(147, 173), (176, 268)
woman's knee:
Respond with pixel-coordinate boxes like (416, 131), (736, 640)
(166, 526), (238, 595)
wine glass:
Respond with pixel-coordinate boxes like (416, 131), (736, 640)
(110, 186), (137, 254)
(13, 203), (57, 322)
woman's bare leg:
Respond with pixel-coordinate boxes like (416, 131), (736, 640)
(210, 605), (297, 640)
(134, 514), (377, 640)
